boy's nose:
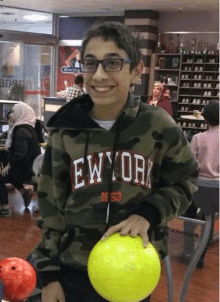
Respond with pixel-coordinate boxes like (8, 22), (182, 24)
(92, 63), (109, 81)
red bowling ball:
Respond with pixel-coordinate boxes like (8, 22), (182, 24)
(0, 257), (36, 301)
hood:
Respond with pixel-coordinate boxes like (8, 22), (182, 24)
(47, 93), (141, 132)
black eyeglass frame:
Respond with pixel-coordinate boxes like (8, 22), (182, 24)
(79, 58), (133, 73)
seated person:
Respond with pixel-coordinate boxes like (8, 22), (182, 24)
(66, 75), (85, 102)
(191, 101), (219, 184)
(183, 101), (219, 218)
(182, 101), (219, 267)
(147, 82), (173, 116)
(0, 102), (41, 216)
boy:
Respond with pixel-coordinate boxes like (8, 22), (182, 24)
(32, 21), (199, 302)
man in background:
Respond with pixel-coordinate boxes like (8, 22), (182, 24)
(66, 75), (85, 102)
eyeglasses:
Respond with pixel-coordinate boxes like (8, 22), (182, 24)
(79, 58), (132, 73)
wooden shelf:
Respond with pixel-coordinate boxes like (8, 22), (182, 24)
(155, 68), (180, 71)
(153, 53), (181, 56)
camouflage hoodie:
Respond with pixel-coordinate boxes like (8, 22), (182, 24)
(32, 93), (199, 286)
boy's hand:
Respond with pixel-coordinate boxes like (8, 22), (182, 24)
(42, 281), (65, 302)
(101, 214), (150, 248)
(0, 164), (10, 176)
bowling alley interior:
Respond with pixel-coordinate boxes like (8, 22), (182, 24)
(0, 0), (219, 301)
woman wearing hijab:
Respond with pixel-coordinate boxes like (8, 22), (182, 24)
(147, 83), (173, 116)
(0, 102), (41, 216)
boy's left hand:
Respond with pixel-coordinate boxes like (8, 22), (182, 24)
(0, 164), (10, 176)
(101, 214), (150, 248)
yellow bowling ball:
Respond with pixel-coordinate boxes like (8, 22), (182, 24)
(88, 233), (161, 302)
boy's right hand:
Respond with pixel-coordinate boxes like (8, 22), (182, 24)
(42, 281), (65, 302)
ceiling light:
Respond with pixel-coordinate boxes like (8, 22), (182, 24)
(24, 14), (48, 21)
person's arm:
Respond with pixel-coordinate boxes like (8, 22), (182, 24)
(190, 134), (199, 160)
(31, 130), (71, 287)
(8, 128), (30, 166)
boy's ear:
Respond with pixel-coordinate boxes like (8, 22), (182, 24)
(131, 60), (144, 84)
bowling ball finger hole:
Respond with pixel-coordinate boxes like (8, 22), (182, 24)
(11, 266), (16, 270)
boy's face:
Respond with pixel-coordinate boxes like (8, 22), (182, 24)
(83, 37), (143, 109)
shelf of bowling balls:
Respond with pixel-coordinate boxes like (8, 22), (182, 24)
(180, 87), (217, 89)
(180, 126), (207, 130)
(154, 53), (181, 56)
(155, 68), (180, 71)
(180, 115), (204, 120)
(181, 70), (217, 73)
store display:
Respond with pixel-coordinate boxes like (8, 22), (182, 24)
(191, 37), (198, 52)
(158, 57), (166, 69)
(167, 35), (174, 53)
(172, 57), (180, 68)
(203, 42), (210, 54)
(155, 33), (162, 53)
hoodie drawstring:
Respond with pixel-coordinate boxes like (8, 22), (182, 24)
(83, 131), (90, 181)
(105, 128), (121, 232)
(82, 118), (123, 234)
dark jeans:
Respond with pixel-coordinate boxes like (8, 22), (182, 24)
(59, 265), (151, 302)
(0, 168), (25, 205)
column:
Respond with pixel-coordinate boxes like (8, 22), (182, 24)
(125, 10), (159, 99)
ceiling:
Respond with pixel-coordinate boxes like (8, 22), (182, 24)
(0, 0), (219, 18)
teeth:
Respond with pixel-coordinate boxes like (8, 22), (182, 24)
(94, 87), (111, 92)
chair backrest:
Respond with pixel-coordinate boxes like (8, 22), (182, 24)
(193, 185), (219, 215)
(32, 153), (44, 178)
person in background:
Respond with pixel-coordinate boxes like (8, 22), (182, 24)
(66, 75), (85, 102)
(0, 102), (41, 216)
(147, 82), (173, 116)
(191, 101), (219, 182)
(32, 21), (198, 302)
(182, 101), (219, 267)
(163, 88), (171, 99)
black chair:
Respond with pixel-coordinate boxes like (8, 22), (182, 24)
(179, 185), (219, 302)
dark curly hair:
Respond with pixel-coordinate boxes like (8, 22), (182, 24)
(202, 101), (219, 126)
(81, 21), (142, 72)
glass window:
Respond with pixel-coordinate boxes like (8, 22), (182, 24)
(0, 41), (53, 119)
